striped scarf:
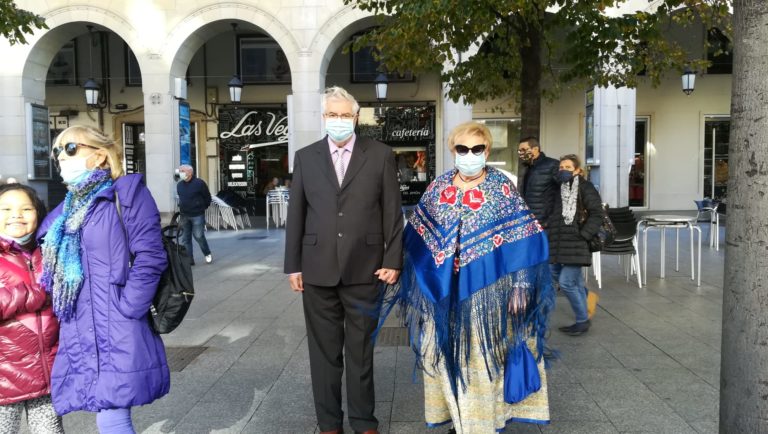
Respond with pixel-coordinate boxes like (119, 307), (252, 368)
(41, 169), (113, 320)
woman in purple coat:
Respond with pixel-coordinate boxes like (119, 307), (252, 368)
(39, 125), (170, 433)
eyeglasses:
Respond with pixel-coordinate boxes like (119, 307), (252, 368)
(455, 144), (487, 156)
(51, 142), (98, 159)
(324, 112), (357, 120)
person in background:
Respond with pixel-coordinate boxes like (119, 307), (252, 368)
(177, 164), (213, 265)
(0, 183), (63, 434)
(547, 154), (604, 336)
(40, 125), (169, 433)
(517, 137), (559, 227)
(262, 176), (281, 195)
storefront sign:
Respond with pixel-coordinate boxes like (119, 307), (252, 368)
(383, 107), (435, 142)
(226, 152), (249, 189)
(218, 107), (288, 150)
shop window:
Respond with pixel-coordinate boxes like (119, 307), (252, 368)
(125, 45), (142, 86)
(350, 34), (414, 83)
(706, 28), (732, 75)
(475, 119), (521, 177)
(46, 39), (78, 86)
(237, 35), (291, 84)
(357, 104), (435, 205)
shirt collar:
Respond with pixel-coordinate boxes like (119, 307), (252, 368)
(328, 133), (356, 154)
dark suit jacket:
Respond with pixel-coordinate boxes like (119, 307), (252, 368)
(284, 135), (404, 287)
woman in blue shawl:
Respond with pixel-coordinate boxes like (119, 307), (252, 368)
(383, 122), (554, 433)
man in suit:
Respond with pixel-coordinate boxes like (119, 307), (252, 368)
(284, 86), (403, 434)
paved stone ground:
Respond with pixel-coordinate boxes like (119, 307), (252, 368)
(48, 219), (724, 434)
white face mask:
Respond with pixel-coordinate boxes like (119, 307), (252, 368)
(178, 172), (188, 181)
(59, 157), (91, 185)
(455, 152), (486, 177)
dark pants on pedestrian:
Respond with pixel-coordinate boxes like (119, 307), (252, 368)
(180, 214), (210, 263)
(302, 281), (380, 432)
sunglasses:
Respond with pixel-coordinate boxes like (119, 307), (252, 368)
(51, 142), (98, 159)
(455, 144), (487, 156)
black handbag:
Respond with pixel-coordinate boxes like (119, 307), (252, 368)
(115, 196), (195, 334)
(584, 204), (617, 252)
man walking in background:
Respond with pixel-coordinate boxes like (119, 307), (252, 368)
(517, 137), (559, 227)
(177, 164), (213, 265)
(284, 86), (403, 434)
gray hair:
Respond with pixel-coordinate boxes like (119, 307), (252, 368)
(321, 86), (360, 114)
(179, 164), (194, 175)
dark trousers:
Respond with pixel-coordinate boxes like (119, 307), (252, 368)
(302, 281), (380, 432)
(179, 214), (210, 262)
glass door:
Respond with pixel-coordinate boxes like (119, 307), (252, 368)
(703, 118), (730, 201)
(629, 118), (649, 207)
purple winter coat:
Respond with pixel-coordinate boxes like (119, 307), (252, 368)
(38, 174), (170, 415)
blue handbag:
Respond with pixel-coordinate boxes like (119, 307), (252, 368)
(503, 340), (542, 403)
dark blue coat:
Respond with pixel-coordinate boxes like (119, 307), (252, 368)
(177, 177), (211, 217)
(39, 174), (170, 415)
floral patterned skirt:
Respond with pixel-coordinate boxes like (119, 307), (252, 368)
(421, 330), (550, 433)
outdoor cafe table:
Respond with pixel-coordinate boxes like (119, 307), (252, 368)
(637, 214), (702, 287)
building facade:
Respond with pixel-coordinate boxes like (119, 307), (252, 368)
(0, 1), (731, 215)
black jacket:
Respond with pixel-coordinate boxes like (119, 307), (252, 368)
(283, 136), (403, 286)
(520, 152), (559, 226)
(177, 177), (212, 217)
(548, 177), (604, 266)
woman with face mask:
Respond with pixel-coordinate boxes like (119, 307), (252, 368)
(547, 154), (605, 336)
(379, 122), (554, 432)
(0, 183), (63, 434)
(39, 125), (169, 433)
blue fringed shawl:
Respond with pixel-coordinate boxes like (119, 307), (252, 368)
(380, 167), (553, 395)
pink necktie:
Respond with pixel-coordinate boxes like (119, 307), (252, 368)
(334, 149), (346, 186)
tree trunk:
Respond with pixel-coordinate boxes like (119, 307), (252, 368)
(516, 14), (542, 177)
(518, 22), (542, 142)
(719, 1), (768, 432)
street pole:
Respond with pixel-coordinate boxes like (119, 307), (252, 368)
(719, 0), (768, 432)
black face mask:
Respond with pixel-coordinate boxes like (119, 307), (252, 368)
(557, 170), (574, 183)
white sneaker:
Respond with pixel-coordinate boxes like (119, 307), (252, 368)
(205, 254), (213, 264)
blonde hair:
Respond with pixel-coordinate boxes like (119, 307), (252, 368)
(321, 86), (360, 114)
(53, 125), (124, 180)
(447, 121), (493, 152)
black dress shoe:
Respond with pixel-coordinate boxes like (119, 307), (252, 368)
(558, 320), (591, 336)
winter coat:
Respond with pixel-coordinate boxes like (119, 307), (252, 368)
(177, 177), (212, 217)
(38, 174), (170, 415)
(547, 177), (604, 266)
(519, 152), (560, 227)
(0, 240), (59, 405)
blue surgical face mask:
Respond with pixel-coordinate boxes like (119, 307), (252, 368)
(557, 169), (574, 183)
(58, 157), (92, 185)
(325, 118), (355, 143)
(455, 152), (486, 177)
(0, 232), (35, 246)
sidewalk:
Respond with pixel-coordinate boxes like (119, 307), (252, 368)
(54, 222), (724, 434)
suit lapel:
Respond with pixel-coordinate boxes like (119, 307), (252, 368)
(340, 138), (368, 191)
(314, 139), (341, 191)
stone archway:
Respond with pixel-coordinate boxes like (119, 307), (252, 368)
(0, 5), (145, 199)
(164, 4), (301, 80)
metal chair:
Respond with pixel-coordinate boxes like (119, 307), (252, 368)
(266, 188), (290, 230)
(694, 199), (720, 250)
(597, 207), (642, 288)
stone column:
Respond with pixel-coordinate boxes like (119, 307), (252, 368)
(590, 85), (636, 207)
(440, 84), (473, 174)
(141, 72), (178, 216)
